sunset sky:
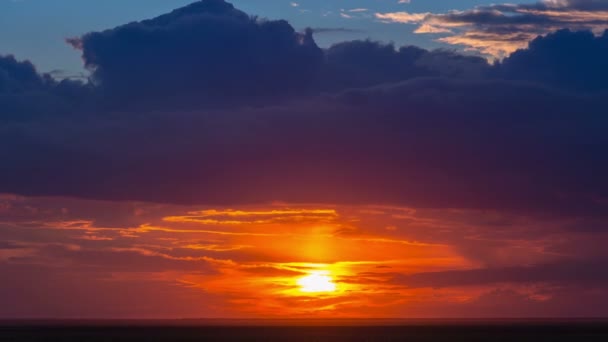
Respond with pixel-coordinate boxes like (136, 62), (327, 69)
(1, 0), (608, 318)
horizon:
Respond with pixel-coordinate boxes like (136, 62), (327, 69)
(4, 317), (608, 326)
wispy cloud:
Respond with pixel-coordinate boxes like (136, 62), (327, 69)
(376, 0), (608, 57)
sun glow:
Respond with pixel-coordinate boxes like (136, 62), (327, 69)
(297, 271), (337, 293)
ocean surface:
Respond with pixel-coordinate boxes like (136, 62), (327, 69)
(1, 319), (608, 341)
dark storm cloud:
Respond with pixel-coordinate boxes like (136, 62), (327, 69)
(0, 54), (90, 122)
(498, 29), (608, 91)
(322, 41), (489, 91)
(1, 0), (608, 218)
(67, 0), (324, 108)
(0, 56), (47, 93)
(2, 78), (608, 217)
(0, 55), (59, 121)
(64, 0), (489, 108)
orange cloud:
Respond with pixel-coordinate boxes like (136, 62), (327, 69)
(2, 195), (608, 318)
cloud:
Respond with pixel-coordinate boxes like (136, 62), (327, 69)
(61, 0), (490, 108)
(0, 55), (47, 93)
(498, 29), (608, 91)
(67, 0), (323, 108)
(2, 193), (608, 317)
(393, 259), (608, 288)
(377, 0), (608, 58)
(1, 0), (608, 217)
(38, 244), (219, 272)
(376, 12), (430, 24)
(2, 77), (608, 216)
(0, 55), (88, 122)
(0, 263), (226, 318)
(164, 209), (338, 225)
(322, 40), (489, 90)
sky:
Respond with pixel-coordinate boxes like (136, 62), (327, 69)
(0, 0), (549, 75)
(1, 0), (608, 318)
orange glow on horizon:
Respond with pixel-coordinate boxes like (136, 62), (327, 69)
(5, 196), (568, 318)
(41, 205), (478, 316)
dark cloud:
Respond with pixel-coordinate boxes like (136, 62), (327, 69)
(0, 0), (607, 218)
(0, 263), (223, 318)
(68, 0), (324, 108)
(0, 55), (59, 122)
(0, 55), (48, 94)
(393, 258), (608, 288)
(63, 0), (490, 108)
(499, 29), (608, 91)
(321, 41), (489, 91)
(501, 0), (608, 12)
(37, 244), (217, 273)
(0, 54), (90, 122)
(404, 286), (608, 318)
(2, 78), (608, 217)
(0, 241), (24, 250)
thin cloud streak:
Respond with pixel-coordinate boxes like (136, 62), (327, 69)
(376, 0), (608, 57)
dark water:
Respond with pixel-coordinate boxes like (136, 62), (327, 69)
(2, 320), (608, 341)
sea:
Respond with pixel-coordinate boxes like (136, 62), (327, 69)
(1, 319), (607, 341)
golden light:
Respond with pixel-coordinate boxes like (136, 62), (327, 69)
(297, 271), (337, 293)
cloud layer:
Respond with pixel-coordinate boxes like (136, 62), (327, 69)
(1, 0), (607, 216)
(2, 195), (608, 318)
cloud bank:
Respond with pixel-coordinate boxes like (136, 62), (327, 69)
(1, 0), (607, 217)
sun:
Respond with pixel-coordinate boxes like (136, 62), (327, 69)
(297, 271), (337, 293)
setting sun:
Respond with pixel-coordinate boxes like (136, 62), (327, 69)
(297, 271), (337, 293)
